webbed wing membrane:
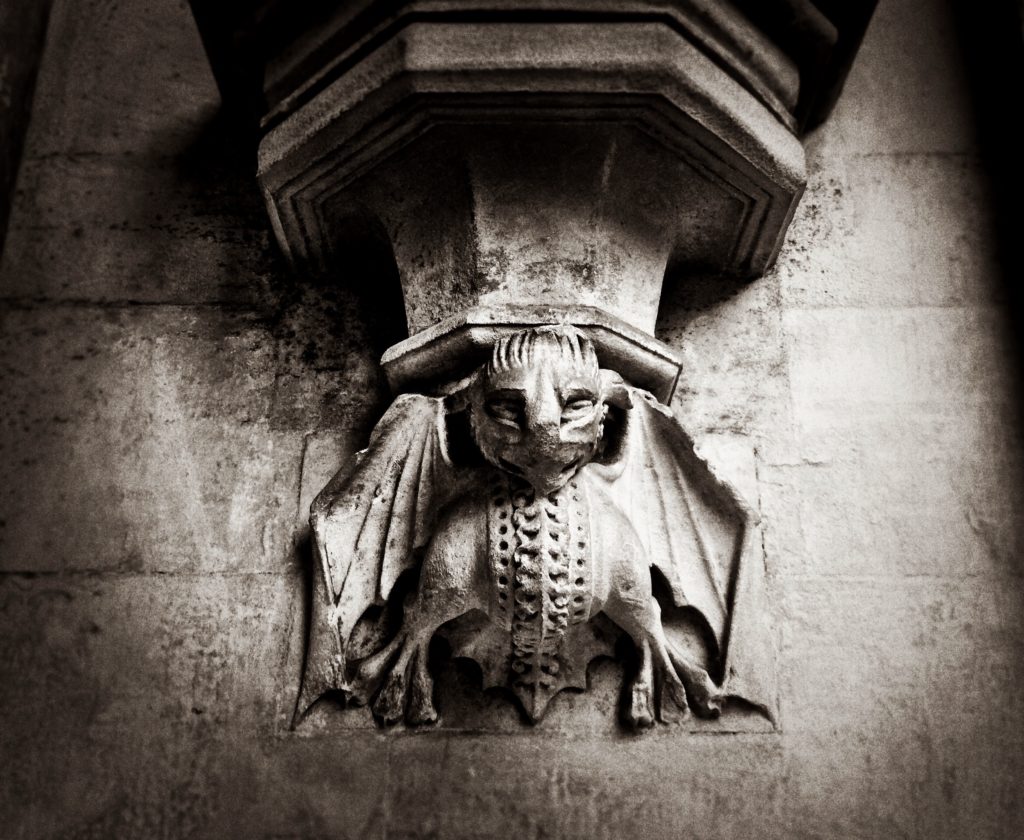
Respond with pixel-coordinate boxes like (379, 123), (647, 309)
(592, 386), (775, 714)
(296, 393), (466, 717)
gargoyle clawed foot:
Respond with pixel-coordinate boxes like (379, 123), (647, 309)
(350, 633), (437, 726)
(636, 644), (722, 726)
(627, 638), (657, 728)
(611, 597), (724, 729)
(626, 640), (721, 729)
(618, 619), (724, 730)
(666, 640), (723, 719)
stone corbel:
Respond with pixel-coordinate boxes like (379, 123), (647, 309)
(191, 0), (876, 728)
(301, 319), (771, 727)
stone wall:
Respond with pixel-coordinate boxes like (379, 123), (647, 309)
(1, 0), (1021, 837)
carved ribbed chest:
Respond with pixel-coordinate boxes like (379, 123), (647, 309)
(487, 471), (594, 709)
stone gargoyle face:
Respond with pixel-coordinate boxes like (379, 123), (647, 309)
(469, 326), (628, 495)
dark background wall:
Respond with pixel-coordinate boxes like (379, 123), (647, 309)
(1, 0), (1022, 837)
(0, 0), (53, 251)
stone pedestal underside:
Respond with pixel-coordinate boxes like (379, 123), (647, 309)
(192, 0), (875, 729)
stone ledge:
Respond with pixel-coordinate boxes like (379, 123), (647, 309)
(259, 1), (800, 131)
(381, 303), (684, 401)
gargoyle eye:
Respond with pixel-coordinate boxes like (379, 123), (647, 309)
(562, 397), (596, 416)
(486, 398), (523, 425)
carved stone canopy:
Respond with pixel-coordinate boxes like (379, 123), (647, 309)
(190, 0), (875, 728)
(193, 1), (877, 137)
(192, 0), (877, 337)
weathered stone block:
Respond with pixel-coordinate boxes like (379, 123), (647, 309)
(823, 0), (976, 156)
(776, 155), (1002, 310)
(0, 572), (299, 733)
(657, 274), (790, 436)
(386, 734), (785, 840)
(783, 307), (1016, 425)
(18, 0), (218, 160)
(1, 154), (277, 305)
(0, 307), (304, 574)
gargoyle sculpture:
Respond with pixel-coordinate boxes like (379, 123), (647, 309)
(297, 325), (774, 727)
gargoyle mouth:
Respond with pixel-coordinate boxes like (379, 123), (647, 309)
(497, 456), (582, 490)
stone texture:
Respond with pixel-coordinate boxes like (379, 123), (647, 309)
(256, 13), (808, 332)
(1, 151), (278, 305)
(385, 735), (787, 840)
(0, 572), (299, 732)
(302, 327), (765, 728)
(0, 306), (304, 574)
(1, 0), (1023, 837)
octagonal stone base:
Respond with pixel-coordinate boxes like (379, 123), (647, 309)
(257, 15), (807, 342)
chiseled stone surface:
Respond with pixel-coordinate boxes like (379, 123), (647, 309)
(1, 0), (1022, 838)
(302, 326), (765, 729)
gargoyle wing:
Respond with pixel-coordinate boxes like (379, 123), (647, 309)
(592, 387), (775, 713)
(296, 393), (465, 718)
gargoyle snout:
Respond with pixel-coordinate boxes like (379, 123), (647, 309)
(525, 388), (563, 448)
(526, 418), (561, 452)
(518, 424), (582, 494)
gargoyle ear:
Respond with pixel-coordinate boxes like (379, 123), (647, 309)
(600, 369), (632, 410)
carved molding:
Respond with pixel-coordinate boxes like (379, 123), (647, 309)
(256, 18), (806, 287)
(192, 0), (877, 304)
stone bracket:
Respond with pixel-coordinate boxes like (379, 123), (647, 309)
(381, 304), (683, 403)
